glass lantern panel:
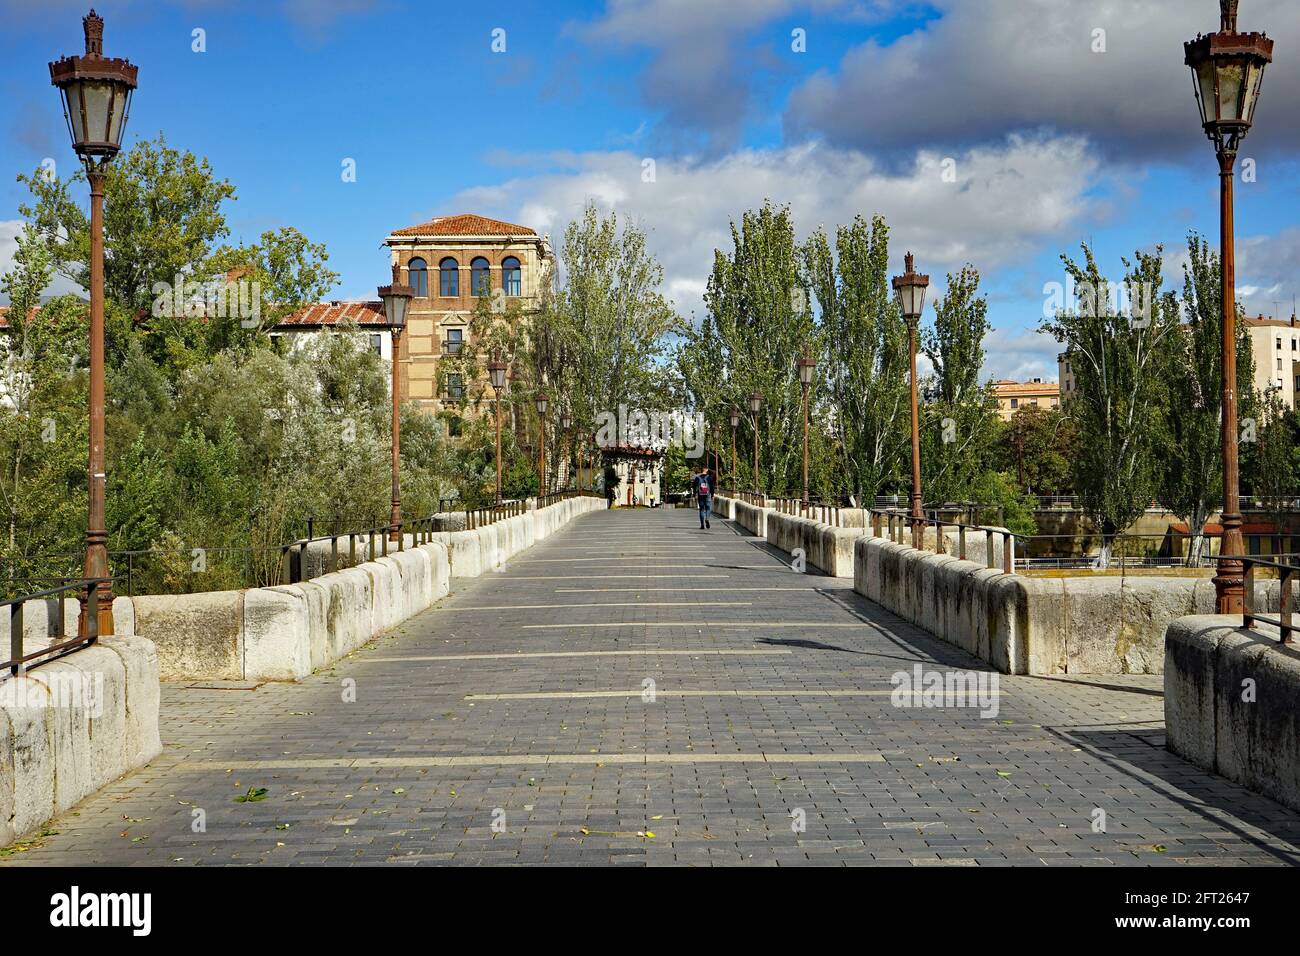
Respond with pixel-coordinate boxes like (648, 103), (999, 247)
(1240, 62), (1264, 124)
(1197, 62), (1218, 122)
(1217, 61), (1245, 122)
(107, 87), (129, 146)
(62, 86), (87, 145)
(81, 80), (113, 143)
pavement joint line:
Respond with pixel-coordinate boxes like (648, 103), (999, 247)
(554, 587), (813, 593)
(495, 574), (732, 580)
(173, 752), (887, 770)
(522, 621), (875, 629)
(435, 601), (753, 612)
(354, 649), (794, 662)
(515, 557), (720, 564)
(463, 689), (1002, 700)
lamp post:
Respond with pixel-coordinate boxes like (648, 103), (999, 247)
(50, 9), (138, 637)
(378, 263), (413, 542)
(1186, 0), (1273, 614)
(560, 409), (573, 489)
(893, 252), (929, 542)
(729, 407), (739, 494)
(488, 356), (507, 505)
(535, 391), (549, 497)
(748, 390), (763, 498)
(797, 355), (816, 507)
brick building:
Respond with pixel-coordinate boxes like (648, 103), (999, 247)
(276, 213), (554, 432)
(990, 378), (1061, 421)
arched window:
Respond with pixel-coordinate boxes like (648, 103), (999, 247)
(439, 257), (459, 297)
(502, 256), (521, 297)
(471, 257), (491, 296)
(407, 258), (428, 297)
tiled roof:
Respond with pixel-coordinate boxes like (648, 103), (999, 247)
(0, 305), (41, 327)
(1244, 314), (1299, 329)
(275, 301), (387, 328)
(991, 381), (1059, 396)
(1170, 521), (1281, 535)
(389, 213), (537, 238)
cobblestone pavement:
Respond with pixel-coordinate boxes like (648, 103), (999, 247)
(5, 507), (1300, 866)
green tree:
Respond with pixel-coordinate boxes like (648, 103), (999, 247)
(19, 134), (236, 316)
(682, 202), (815, 497)
(802, 214), (907, 503)
(920, 265), (998, 504)
(1041, 245), (1178, 566)
(1154, 233), (1258, 564)
(995, 406), (1076, 495)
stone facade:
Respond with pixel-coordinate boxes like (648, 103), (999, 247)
(384, 214), (553, 424)
(273, 214), (554, 432)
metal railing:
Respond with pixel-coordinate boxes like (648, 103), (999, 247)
(1244, 555), (1297, 645)
(466, 500), (525, 530)
(3, 578), (110, 675)
(767, 496), (849, 527)
(869, 508), (1019, 575)
(279, 514), (443, 584)
(536, 490), (588, 510)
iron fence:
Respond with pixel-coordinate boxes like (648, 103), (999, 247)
(466, 500), (526, 530)
(1244, 555), (1298, 644)
(868, 508), (1019, 574)
(3, 577), (111, 675)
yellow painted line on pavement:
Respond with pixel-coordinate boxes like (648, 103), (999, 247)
(357, 649), (793, 662)
(175, 752), (885, 770)
(437, 601), (752, 612)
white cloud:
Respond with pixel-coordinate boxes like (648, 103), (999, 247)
(983, 327), (1063, 383)
(576, 0), (899, 149)
(451, 135), (1103, 325)
(0, 219), (82, 305)
(1236, 226), (1300, 320)
(785, 0), (1300, 161)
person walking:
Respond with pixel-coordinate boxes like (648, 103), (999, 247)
(691, 465), (713, 530)
(603, 464), (619, 510)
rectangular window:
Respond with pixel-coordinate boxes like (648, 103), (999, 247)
(369, 333), (383, 356)
(444, 328), (463, 355)
(446, 373), (464, 399)
(1010, 398), (1019, 409)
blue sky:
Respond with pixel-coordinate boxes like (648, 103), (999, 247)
(2, 0), (1299, 380)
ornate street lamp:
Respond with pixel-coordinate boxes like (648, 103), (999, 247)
(797, 355), (816, 507)
(535, 390), (549, 496)
(487, 356), (507, 505)
(893, 252), (929, 541)
(748, 390), (763, 498)
(1186, 0), (1273, 614)
(378, 263), (413, 542)
(560, 408), (573, 489)
(50, 9), (138, 637)
(729, 407), (740, 494)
